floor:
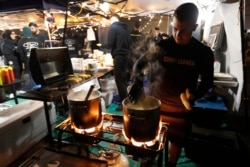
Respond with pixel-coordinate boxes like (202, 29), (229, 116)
(3, 96), (250, 167)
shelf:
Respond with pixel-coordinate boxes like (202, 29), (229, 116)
(0, 79), (24, 104)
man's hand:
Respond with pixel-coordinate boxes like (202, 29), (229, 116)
(180, 88), (195, 111)
(128, 77), (144, 104)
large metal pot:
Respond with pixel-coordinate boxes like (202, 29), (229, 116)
(122, 96), (161, 142)
(67, 90), (103, 129)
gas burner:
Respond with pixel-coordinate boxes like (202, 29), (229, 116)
(71, 119), (104, 145)
(123, 122), (168, 158)
(122, 129), (159, 148)
(131, 137), (156, 147)
(71, 120), (103, 136)
(122, 121), (163, 148)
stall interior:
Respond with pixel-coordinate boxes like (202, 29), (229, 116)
(0, 0), (249, 167)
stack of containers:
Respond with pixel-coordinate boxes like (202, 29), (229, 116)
(99, 77), (115, 107)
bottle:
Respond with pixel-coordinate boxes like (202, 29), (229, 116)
(214, 60), (221, 73)
(8, 66), (15, 82)
(3, 67), (11, 84)
(0, 68), (3, 86)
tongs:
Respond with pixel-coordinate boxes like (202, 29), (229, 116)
(84, 84), (95, 101)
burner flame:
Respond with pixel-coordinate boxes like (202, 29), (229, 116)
(123, 120), (163, 147)
(71, 120), (103, 135)
(131, 138), (156, 147)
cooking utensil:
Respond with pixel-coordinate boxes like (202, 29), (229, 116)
(85, 84), (95, 101)
(122, 96), (161, 142)
(67, 89), (102, 129)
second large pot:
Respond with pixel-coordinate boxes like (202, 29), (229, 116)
(67, 90), (103, 129)
(122, 96), (161, 142)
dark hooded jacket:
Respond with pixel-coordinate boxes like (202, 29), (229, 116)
(107, 22), (131, 57)
(0, 30), (22, 79)
(17, 27), (42, 72)
(1, 30), (20, 68)
(0, 31), (8, 56)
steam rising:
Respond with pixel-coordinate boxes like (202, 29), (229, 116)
(132, 29), (162, 64)
(124, 96), (161, 110)
(68, 90), (100, 101)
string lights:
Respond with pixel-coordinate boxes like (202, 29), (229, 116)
(139, 14), (166, 33)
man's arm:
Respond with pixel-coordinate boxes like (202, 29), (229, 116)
(194, 47), (214, 99)
(107, 27), (116, 53)
(181, 46), (214, 111)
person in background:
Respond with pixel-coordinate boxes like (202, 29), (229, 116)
(130, 21), (143, 49)
(130, 21), (144, 69)
(128, 3), (214, 167)
(17, 26), (42, 90)
(29, 22), (49, 45)
(154, 27), (163, 43)
(0, 31), (7, 56)
(49, 24), (58, 37)
(64, 30), (79, 58)
(1, 30), (22, 79)
(107, 14), (131, 111)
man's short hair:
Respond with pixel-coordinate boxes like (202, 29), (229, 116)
(28, 22), (38, 27)
(174, 3), (199, 24)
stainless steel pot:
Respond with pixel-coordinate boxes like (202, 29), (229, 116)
(122, 96), (161, 142)
(67, 90), (103, 129)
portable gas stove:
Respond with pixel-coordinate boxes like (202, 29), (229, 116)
(55, 113), (168, 166)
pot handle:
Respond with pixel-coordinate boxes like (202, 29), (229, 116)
(128, 114), (145, 120)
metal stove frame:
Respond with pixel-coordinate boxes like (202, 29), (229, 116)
(55, 113), (169, 167)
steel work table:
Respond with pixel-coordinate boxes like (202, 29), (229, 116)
(17, 69), (114, 146)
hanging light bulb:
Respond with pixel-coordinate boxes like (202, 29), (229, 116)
(99, 2), (110, 13)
